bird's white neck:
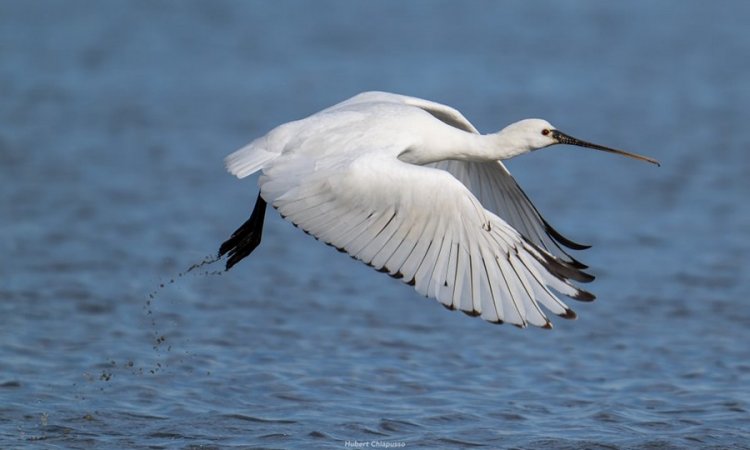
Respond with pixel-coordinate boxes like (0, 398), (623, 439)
(399, 126), (533, 166)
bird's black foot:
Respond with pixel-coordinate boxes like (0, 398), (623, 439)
(219, 193), (267, 270)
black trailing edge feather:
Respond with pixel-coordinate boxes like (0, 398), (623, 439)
(560, 308), (578, 320)
(521, 236), (595, 285)
(543, 219), (591, 251)
(512, 177), (591, 268)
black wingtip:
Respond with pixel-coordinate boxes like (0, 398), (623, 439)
(535, 248), (595, 284)
(575, 289), (596, 302)
(543, 220), (591, 251)
(560, 308), (578, 320)
(577, 270), (596, 283)
(566, 258), (590, 270)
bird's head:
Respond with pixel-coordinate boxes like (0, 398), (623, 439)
(499, 118), (660, 166)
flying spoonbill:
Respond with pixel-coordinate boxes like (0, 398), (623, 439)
(218, 91), (659, 328)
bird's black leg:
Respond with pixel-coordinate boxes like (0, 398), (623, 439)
(218, 193), (267, 270)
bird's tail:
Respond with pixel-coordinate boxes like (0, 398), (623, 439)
(225, 138), (277, 179)
(218, 193), (267, 270)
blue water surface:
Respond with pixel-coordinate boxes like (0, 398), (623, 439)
(1, 1), (749, 448)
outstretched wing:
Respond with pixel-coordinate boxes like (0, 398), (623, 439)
(329, 92), (590, 266)
(261, 151), (593, 328)
(428, 160), (590, 267)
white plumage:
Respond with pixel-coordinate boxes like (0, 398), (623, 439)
(219, 91), (658, 328)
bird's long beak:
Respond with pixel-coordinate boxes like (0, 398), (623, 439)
(551, 130), (660, 166)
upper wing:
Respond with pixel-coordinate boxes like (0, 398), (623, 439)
(329, 93), (589, 266)
(262, 152), (593, 328)
(428, 160), (591, 268)
(324, 91), (480, 133)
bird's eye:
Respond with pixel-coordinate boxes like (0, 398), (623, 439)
(541, 129), (550, 136)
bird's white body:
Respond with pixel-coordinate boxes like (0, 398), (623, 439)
(223, 91), (620, 328)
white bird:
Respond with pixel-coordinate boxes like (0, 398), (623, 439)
(219, 91), (659, 328)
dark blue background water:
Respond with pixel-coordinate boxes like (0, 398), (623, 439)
(2, 1), (749, 448)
